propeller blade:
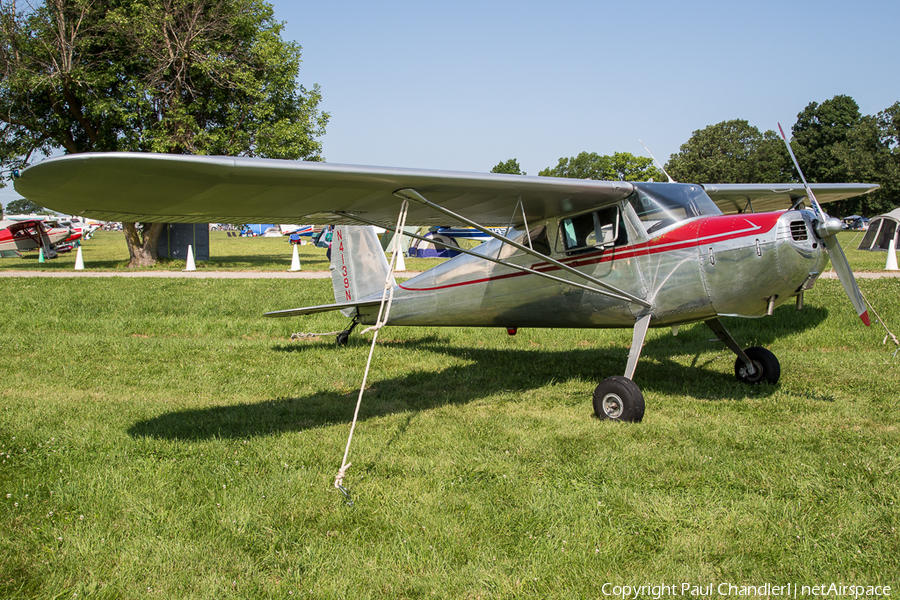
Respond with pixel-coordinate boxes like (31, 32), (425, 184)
(777, 123), (871, 327)
(823, 235), (871, 326)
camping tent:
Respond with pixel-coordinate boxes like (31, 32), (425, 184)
(408, 230), (461, 258)
(243, 224), (277, 236)
(858, 208), (900, 251)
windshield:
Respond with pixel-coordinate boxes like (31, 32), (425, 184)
(628, 182), (722, 234)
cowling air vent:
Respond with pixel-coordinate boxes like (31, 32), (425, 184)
(790, 220), (808, 242)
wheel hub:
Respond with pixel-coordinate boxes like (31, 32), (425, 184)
(601, 393), (624, 419)
(738, 360), (763, 383)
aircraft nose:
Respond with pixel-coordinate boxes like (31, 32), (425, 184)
(776, 212), (828, 288)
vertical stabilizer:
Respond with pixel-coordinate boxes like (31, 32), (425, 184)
(330, 226), (394, 314)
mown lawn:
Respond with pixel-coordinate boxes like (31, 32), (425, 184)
(0, 273), (898, 598)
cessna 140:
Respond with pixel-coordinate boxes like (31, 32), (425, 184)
(12, 138), (877, 422)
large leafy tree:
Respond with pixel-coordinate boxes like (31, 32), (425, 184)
(792, 95), (862, 182)
(539, 151), (664, 182)
(665, 119), (790, 184)
(0, 0), (328, 266)
(791, 96), (897, 216)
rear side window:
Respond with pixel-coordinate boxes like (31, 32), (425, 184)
(557, 206), (624, 254)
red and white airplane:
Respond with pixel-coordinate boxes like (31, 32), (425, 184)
(0, 218), (75, 258)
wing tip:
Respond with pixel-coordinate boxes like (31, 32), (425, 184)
(861, 310), (871, 327)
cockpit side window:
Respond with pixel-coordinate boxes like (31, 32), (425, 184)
(557, 206), (625, 255)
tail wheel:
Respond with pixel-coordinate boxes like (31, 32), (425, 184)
(593, 376), (645, 423)
(734, 347), (780, 385)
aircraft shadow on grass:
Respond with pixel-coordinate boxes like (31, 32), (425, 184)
(128, 305), (828, 441)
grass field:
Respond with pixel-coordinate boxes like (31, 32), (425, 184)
(1, 232), (899, 598)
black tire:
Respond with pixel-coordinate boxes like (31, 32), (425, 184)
(593, 376), (645, 423)
(336, 331), (350, 346)
(734, 346), (780, 385)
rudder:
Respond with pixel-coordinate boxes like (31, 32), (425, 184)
(330, 226), (394, 310)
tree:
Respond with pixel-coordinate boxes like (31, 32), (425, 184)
(665, 119), (790, 184)
(3, 197), (47, 214)
(873, 102), (900, 211)
(491, 158), (525, 175)
(792, 96), (897, 216)
(539, 151), (664, 181)
(0, 0), (328, 266)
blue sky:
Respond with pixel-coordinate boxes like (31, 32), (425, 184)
(273, 0), (900, 175)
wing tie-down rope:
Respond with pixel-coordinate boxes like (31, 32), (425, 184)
(334, 199), (410, 500)
(859, 288), (899, 349)
(290, 330), (343, 340)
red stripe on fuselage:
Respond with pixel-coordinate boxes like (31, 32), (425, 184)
(398, 213), (781, 293)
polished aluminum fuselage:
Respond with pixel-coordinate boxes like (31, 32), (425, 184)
(355, 204), (829, 330)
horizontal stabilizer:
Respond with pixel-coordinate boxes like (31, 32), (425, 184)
(264, 300), (382, 318)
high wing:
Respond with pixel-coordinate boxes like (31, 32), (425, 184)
(13, 152), (634, 227)
(14, 153), (880, 224)
(702, 183), (879, 214)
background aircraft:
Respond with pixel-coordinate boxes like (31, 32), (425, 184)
(13, 152), (878, 421)
(0, 218), (74, 258)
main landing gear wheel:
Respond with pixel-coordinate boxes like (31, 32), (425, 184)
(593, 376), (645, 423)
(734, 347), (780, 385)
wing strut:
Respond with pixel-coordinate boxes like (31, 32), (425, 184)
(337, 211), (641, 304)
(394, 188), (651, 309)
(500, 197), (532, 257)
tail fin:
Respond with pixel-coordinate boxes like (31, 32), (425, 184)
(330, 226), (394, 310)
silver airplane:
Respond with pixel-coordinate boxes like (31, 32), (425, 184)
(13, 143), (876, 422)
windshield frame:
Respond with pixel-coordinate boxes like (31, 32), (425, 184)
(628, 182), (722, 235)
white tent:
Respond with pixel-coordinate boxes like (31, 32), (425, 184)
(858, 208), (900, 251)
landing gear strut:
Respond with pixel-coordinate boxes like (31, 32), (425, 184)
(592, 316), (782, 424)
(336, 317), (359, 346)
(706, 318), (781, 385)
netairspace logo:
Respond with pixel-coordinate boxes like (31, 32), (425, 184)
(600, 583), (892, 599)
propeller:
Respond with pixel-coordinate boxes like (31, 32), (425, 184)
(778, 123), (870, 326)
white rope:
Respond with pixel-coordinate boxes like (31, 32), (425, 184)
(859, 287), (899, 347)
(290, 330), (343, 340)
(334, 200), (410, 494)
(360, 207), (409, 336)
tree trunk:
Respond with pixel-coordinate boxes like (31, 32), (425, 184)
(124, 222), (166, 268)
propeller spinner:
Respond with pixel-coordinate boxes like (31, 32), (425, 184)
(777, 123), (870, 326)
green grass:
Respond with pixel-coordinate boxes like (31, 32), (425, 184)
(1, 276), (898, 598)
(833, 230), (894, 272)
